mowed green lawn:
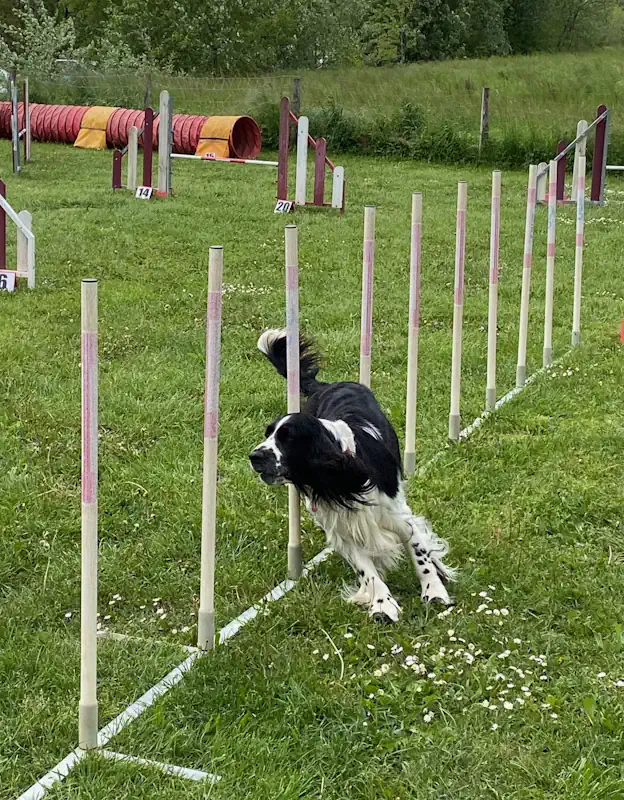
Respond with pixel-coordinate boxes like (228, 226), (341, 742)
(0, 140), (623, 798)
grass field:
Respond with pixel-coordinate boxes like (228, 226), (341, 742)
(0, 140), (623, 798)
(30, 47), (624, 165)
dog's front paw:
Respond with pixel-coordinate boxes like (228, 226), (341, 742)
(369, 595), (402, 623)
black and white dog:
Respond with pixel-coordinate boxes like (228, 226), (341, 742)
(250, 330), (456, 621)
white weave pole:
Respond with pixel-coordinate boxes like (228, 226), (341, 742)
(515, 164), (538, 388)
(359, 205), (376, 387)
(572, 151), (586, 347)
(543, 160), (558, 367)
(448, 182), (467, 441)
(285, 225), (302, 579)
(198, 246), (223, 651)
(404, 192), (422, 475)
(485, 171), (501, 411)
(79, 278), (98, 750)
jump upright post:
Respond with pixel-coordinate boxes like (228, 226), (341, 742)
(537, 105), (609, 206)
(0, 179), (35, 289)
(285, 225), (303, 578)
(198, 246), (224, 651)
(111, 107), (154, 193)
(155, 92), (345, 212)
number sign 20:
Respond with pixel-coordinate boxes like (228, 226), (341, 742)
(274, 200), (294, 214)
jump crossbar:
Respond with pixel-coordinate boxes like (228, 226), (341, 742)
(0, 191), (35, 287)
(536, 110), (609, 181)
(171, 154), (279, 167)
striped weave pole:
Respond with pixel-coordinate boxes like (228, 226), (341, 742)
(198, 246), (224, 651)
(79, 279), (98, 750)
(543, 160), (558, 367)
(486, 171), (501, 411)
(572, 155), (586, 347)
(285, 225), (302, 579)
(404, 192), (422, 475)
(359, 205), (376, 387)
(449, 182), (467, 441)
(515, 165), (538, 388)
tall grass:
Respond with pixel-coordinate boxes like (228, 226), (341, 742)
(26, 47), (624, 168)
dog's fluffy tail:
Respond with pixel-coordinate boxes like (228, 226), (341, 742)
(257, 328), (325, 397)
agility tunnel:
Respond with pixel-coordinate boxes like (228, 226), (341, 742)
(0, 102), (262, 158)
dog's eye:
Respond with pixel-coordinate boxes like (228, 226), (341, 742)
(278, 426), (291, 442)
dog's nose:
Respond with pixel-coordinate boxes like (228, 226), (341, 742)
(249, 449), (267, 471)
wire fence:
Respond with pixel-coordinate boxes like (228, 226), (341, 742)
(28, 72), (299, 115)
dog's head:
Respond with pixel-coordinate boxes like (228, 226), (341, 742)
(249, 414), (319, 486)
(249, 414), (371, 508)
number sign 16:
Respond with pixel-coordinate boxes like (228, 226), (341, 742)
(0, 270), (17, 292)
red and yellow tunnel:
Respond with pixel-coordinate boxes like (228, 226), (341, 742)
(0, 102), (262, 159)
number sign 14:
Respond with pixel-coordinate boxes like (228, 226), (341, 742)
(135, 186), (153, 200)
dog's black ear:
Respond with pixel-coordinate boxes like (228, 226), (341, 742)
(294, 447), (372, 510)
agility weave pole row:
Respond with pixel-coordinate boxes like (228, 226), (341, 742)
(0, 179), (35, 289)
(364, 167), (590, 475)
(19, 310), (564, 799)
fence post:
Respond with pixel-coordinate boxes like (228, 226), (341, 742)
(591, 104), (608, 204)
(23, 77), (31, 162)
(10, 70), (20, 175)
(479, 87), (490, 154)
(290, 77), (301, 149)
(277, 97), (289, 201)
